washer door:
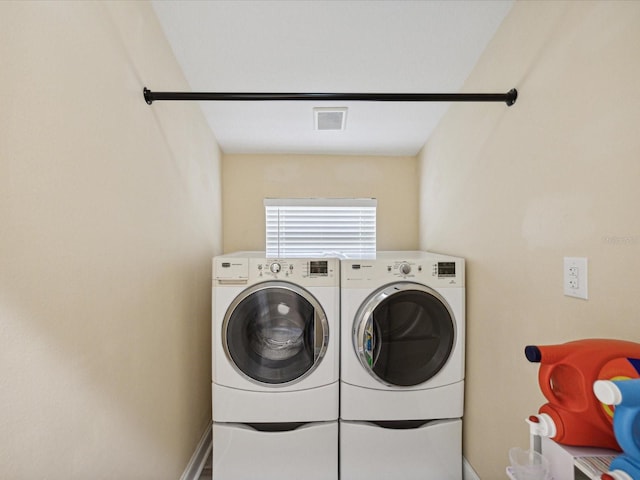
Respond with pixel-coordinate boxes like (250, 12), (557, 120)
(354, 282), (455, 387)
(223, 281), (329, 385)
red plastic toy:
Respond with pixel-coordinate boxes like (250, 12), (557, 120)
(525, 339), (640, 450)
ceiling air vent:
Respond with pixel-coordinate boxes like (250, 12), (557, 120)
(314, 107), (347, 131)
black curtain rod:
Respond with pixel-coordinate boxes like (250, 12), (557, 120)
(143, 87), (517, 106)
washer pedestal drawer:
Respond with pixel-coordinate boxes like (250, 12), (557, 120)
(212, 420), (338, 480)
(212, 382), (338, 422)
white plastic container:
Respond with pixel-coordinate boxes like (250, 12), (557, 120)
(509, 447), (550, 480)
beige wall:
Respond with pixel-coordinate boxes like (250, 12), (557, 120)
(0, 2), (222, 479)
(222, 154), (419, 253)
(418, 1), (640, 477)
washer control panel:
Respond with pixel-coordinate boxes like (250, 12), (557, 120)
(254, 257), (338, 286)
(214, 256), (339, 286)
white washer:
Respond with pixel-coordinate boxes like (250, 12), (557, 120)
(340, 251), (465, 480)
(212, 252), (339, 480)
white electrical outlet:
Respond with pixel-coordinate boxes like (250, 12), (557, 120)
(564, 257), (588, 299)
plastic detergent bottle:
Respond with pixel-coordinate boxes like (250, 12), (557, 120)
(594, 379), (640, 480)
(525, 339), (640, 450)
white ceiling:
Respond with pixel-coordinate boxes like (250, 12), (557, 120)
(151, 0), (513, 156)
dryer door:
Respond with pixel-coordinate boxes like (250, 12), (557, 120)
(223, 281), (329, 385)
(354, 282), (455, 387)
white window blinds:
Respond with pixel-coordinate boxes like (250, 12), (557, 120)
(265, 198), (377, 259)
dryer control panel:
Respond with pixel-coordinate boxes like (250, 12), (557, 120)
(341, 252), (464, 288)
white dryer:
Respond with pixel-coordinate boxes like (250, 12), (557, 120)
(340, 251), (465, 480)
(212, 252), (339, 480)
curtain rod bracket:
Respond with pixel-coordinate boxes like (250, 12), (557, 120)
(142, 87), (518, 106)
(143, 87), (153, 105)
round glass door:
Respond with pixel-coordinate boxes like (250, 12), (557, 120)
(354, 282), (455, 387)
(223, 281), (329, 385)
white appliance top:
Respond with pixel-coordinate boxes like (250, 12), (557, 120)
(341, 250), (465, 288)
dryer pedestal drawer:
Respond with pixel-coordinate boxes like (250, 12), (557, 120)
(340, 380), (464, 421)
(340, 418), (462, 480)
(213, 420), (338, 480)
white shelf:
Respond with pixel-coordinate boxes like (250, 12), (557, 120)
(541, 437), (617, 480)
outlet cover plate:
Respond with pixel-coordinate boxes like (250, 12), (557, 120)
(564, 256), (588, 300)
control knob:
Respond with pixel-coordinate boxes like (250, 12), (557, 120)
(399, 263), (411, 275)
(270, 263), (281, 273)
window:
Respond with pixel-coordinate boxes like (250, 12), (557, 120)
(265, 198), (377, 259)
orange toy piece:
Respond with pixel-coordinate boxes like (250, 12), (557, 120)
(525, 339), (640, 450)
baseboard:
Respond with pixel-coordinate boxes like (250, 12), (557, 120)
(463, 456), (480, 480)
(180, 422), (213, 480)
